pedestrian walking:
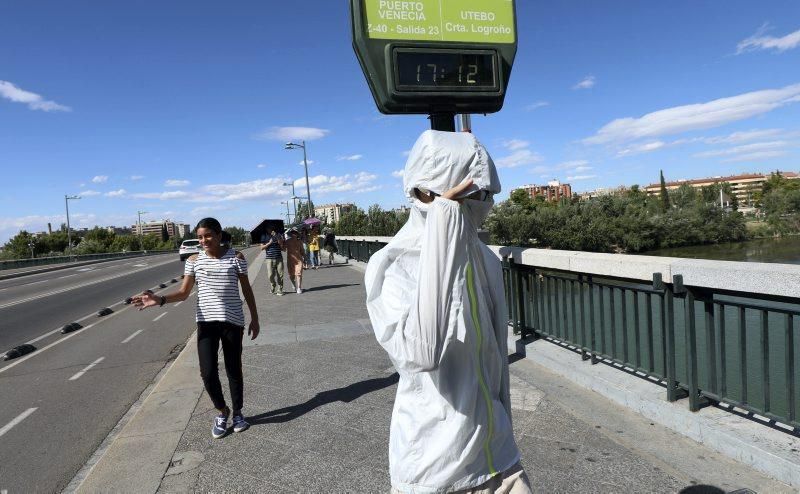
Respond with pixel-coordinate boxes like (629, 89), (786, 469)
(132, 217), (259, 439)
(261, 227), (285, 295)
(365, 131), (531, 493)
(285, 228), (305, 294)
(300, 226), (310, 269)
(323, 229), (337, 265)
(308, 226), (321, 269)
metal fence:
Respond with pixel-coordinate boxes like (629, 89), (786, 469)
(0, 250), (178, 271)
(337, 238), (800, 431)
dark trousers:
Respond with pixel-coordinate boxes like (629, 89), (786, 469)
(197, 321), (244, 413)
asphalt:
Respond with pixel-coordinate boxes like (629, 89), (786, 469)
(75, 253), (792, 493)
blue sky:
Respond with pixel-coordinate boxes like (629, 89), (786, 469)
(1, 0), (799, 243)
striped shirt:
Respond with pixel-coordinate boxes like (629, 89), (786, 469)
(263, 236), (283, 260)
(184, 249), (247, 326)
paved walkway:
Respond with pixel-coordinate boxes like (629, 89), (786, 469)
(80, 252), (791, 493)
(152, 255), (781, 493)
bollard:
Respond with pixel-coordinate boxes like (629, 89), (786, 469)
(4, 344), (36, 361)
(61, 322), (83, 334)
(97, 308), (113, 317)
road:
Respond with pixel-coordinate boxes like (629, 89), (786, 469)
(0, 249), (259, 493)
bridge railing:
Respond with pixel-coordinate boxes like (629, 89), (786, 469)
(338, 236), (800, 431)
(0, 250), (178, 271)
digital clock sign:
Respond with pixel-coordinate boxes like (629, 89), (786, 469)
(394, 49), (497, 91)
(351, 0), (517, 117)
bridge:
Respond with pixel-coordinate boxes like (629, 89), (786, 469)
(66, 241), (798, 492)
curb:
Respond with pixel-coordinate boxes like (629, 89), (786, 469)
(512, 334), (800, 489)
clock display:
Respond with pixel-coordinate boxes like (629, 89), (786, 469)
(394, 50), (497, 91)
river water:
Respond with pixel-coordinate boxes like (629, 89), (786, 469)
(645, 236), (800, 264)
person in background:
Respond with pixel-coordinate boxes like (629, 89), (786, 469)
(261, 227), (285, 296)
(323, 229), (338, 265)
(284, 228), (305, 294)
(132, 217), (259, 439)
(308, 226), (321, 270)
(300, 226), (310, 270)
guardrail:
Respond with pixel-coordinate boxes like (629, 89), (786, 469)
(337, 236), (800, 431)
(0, 250), (178, 271)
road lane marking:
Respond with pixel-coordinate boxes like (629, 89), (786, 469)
(0, 257), (178, 310)
(121, 330), (143, 344)
(0, 408), (37, 438)
(174, 301), (183, 307)
(153, 312), (167, 322)
(57, 273), (79, 279)
(69, 357), (105, 381)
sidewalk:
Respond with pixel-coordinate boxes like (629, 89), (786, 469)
(79, 254), (791, 493)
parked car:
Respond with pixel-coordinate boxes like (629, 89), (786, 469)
(179, 239), (202, 261)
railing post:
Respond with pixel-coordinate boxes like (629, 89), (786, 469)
(682, 280), (702, 411)
(665, 275), (684, 402)
(588, 275), (598, 364)
(515, 261), (526, 337)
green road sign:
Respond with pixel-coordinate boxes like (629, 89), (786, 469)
(364, 0), (515, 44)
(351, 0), (518, 119)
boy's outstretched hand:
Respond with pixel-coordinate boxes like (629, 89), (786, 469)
(131, 290), (159, 310)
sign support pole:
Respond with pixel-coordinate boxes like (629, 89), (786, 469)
(429, 112), (456, 132)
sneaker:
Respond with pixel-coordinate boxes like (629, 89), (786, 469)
(276, 290), (284, 296)
(296, 287), (302, 294)
(212, 413), (229, 439)
(232, 414), (249, 433)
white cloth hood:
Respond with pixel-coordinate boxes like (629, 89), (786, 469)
(403, 130), (501, 200)
(365, 131), (519, 492)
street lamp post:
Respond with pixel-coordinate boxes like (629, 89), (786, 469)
(281, 201), (291, 224)
(137, 210), (149, 249)
(284, 141), (313, 219)
(65, 194), (81, 258)
(282, 181), (297, 223)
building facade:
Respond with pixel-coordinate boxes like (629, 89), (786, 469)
(644, 172), (800, 207)
(132, 220), (184, 238)
(314, 203), (356, 224)
(514, 180), (573, 202)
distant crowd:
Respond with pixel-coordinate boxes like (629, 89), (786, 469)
(259, 224), (337, 295)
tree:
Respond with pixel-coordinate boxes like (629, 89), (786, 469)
(295, 199), (317, 223)
(226, 226), (249, 246)
(659, 170), (671, 211)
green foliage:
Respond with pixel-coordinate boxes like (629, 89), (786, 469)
(487, 184), (748, 253)
(225, 226), (249, 246)
(334, 204), (408, 236)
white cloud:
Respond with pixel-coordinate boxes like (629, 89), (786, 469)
(525, 101), (549, 111)
(299, 160), (315, 166)
(200, 178), (288, 202)
(702, 128), (785, 145)
(503, 139), (530, 151)
(616, 141), (666, 157)
(257, 164), (267, 168)
(402, 150), (411, 157)
(129, 175), (145, 181)
(737, 24), (800, 54)
(92, 175), (109, 184)
(693, 140), (789, 158)
(555, 160), (591, 170)
(105, 189), (126, 197)
(566, 175), (597, 181)
(78, 190), (101, 197)
(132, 191), (190, 200)
(391, 170), (404, 178)
(337, 154), (363, 161)
(721, 151), (787, 163)
(584, 83), (800, 145)
(573, 76), (596, 90)
(256, 126), (330, 142)
(0, 80), (71, 112)
(495, 149), (543, 168)
(165, 179), (190, 187)
(293, 172), (379, 194)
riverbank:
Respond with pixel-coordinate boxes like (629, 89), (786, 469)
(645, 235), (800, 264)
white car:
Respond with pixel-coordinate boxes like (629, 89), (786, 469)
(179, 239), (202, 261)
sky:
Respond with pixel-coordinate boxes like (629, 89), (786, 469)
(1, 0), (799, 243)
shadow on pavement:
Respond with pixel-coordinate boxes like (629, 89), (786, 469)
(302, 283), (361, 292)
(247, 373), (399, 425)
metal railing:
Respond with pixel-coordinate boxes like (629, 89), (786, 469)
(0, 250), (178, 271)
(503, 259), (800, 430)
(337, 237), (800, 431)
